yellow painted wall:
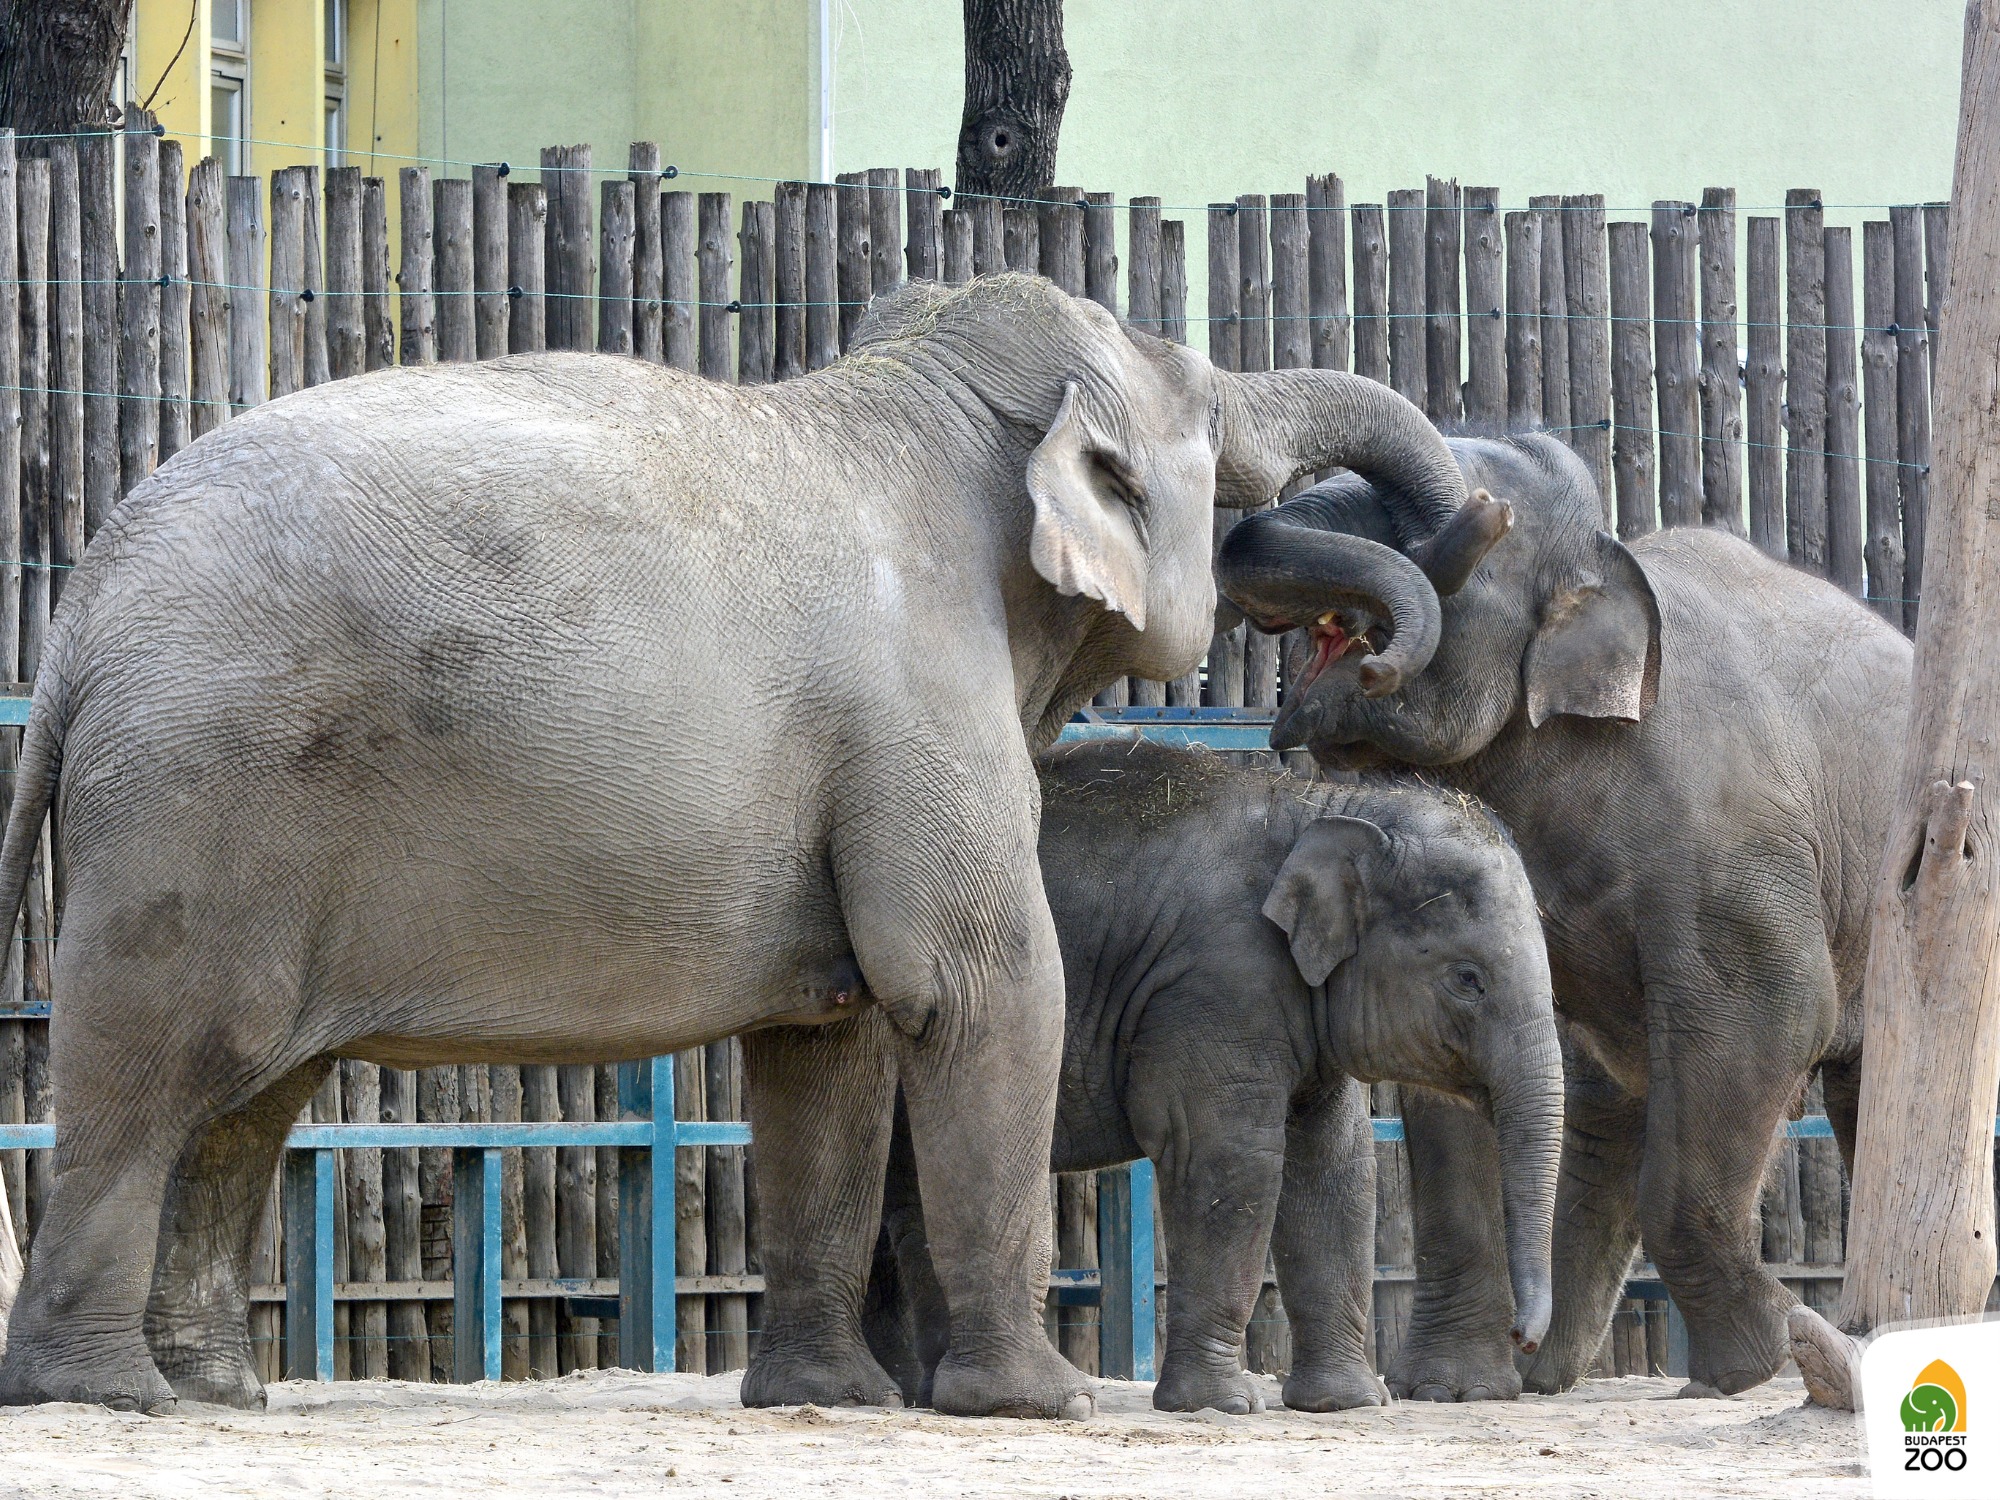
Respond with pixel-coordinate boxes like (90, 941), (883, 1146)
(134, 0), (212, 153)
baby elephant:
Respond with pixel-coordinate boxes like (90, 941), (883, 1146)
(867, 739), (1562, 1414)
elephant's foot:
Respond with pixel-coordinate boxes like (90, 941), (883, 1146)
(0, 1332), (178, 1413)
(1153, 1359), (1266, 1415)
(1282, 1361), (1387, 1412)
(1389, 1328), (1523, 1403)
(154, 1343), (266, 1410)
(1679, 1288), (1789, 1397)
(740, 1334), (905, 1409)
(931, 1336), (1094, 1419)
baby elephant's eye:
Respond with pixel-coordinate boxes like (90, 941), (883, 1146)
(1450, 964), (1487, 999)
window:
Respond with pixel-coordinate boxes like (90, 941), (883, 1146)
(210, 0), (248, 174)
(324, 0), (347, 165)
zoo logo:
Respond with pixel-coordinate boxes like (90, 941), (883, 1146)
(1902, 1359), (1970, 1475)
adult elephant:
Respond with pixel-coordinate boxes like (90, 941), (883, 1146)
(1216, 432), (1910, 1399)
(0, 274), (1467, 1415)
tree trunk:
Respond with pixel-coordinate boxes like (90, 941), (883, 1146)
(955, 0), (1070, 203)
(1792, 0), (2000, 1409)
(0, 0), (130, 139)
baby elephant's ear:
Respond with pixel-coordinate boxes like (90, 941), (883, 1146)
(1263, 815), (1393, 985)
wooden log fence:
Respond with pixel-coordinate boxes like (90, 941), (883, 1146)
(0, 127), (1950, 1384)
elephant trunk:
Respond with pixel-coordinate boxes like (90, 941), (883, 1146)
(1483, 1020), (1563, 1354)
(1214, 369), (1470, 696)
(1213, 368), (1467, 534)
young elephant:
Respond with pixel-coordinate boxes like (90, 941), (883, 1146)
(868, 740), (1562, 1415)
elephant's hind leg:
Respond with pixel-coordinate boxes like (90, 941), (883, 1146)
(146, 1058), (333, 1408)
(739, 1015), (904, 1410)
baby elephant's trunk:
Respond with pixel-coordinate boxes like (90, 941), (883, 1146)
(1485, 1022), (1564, 1353)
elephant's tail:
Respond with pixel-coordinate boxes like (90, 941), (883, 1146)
(0, 672), (66, 946)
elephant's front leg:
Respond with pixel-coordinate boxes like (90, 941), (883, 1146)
(1518, 1037), (1648, 1393)
(1270, 1074), (1386, 1411)
(1141, 1095), (1288, 1414)
(739, 1016), (905, 1409)
(1392, 1086), (1521, 1401)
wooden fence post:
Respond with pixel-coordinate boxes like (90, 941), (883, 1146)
(226, 175), (265, 411)
(1003, 207), (1039, 272)
(521, 1064), (559, 1376)
(434, 176), (475, 363)
(399, 167), (436, 365)
(867, 167), (901, 295)
(1697, 188), (1743, 530)
(1083, 190), (1117, 315)
(1424, 177), (1462, 424)
(698, 193), (734, 382)
(1862, 220), (1904, 625)
(269, 167), (307, 398)
(1925, 199), (1950, 381)
(1651, 202), (1701, 529)
(1463, 186), (1503, 424)
(1607, 220), (1657, 539)
(706, 1036), (750, 1372)
(630, 145), (665, 363)
(187, 159), (229, 440)
(380, 1066), (427, 1379)
(418, 1064), (461, 1377)
(541, 145), (594, 353)
(773, 181), (807, 379)
(1161, 218), (1187, 347)
(557, 1062), (598, 1373)
(905, 168), (943, 282)
(1307, 173), (1349, 372)
(507, 182), (548, 354)
(942, 208), (972, 284)
(1504, 211), (1542, 427)
(1351, 203), (1388, 386)
(1038, 191), (1084, 294)
(157, 140), (189, 467)
(737, 198), (774, 384)
(1746, 217), (1785, 557)
(674, 1049), (707, 1372)
(1893, 204), (1933, 633)
(1386, 189), (1425, 411)
(302, 166), (329, 389)
(970, 194), (1003, 277)
(472, 165), (511, 362)
(339, 1059), (388, 1378)
(1206, 204), (1246, 709)
(803, 183), (839, 371)
(598, 178), (635, 358)
(663, 191), (696, 372)
(1529, 196), (1570, 436)
(489, 1062), (530, 1379)
(595, 1063), (620, 1369)
(1128, 197), (1161, 335)
(836, 173), (870, 348)
(1824, 226), (1864, 597)
(361, 177), (394, 371)
(1785, 190), (1828, 573)
(1562, 194), (1613, 517)
(46, 145), (82, 607)
(78, 130), (117, 535)
(120, 124), (161, 496)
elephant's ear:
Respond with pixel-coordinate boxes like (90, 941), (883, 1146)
(1026, 381), (1150, 629)
(1523, 533), (1661, 727)
(1262, 815), (1393, 986)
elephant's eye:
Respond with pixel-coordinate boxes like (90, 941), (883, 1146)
(1449, 964), (1487, 1000)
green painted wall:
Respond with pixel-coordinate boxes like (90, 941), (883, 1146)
(419, 0), (1965, 317)
(417, 0), (814, 198)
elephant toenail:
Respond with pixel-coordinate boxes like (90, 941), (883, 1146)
(1058, 1392), (1095, 1421)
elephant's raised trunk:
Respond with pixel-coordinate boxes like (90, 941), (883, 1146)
(1213, 369), (1470, 696)
(1483, 1020), (1563, 1354)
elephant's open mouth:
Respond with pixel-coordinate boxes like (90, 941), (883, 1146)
(1297, 614), (1383, 694)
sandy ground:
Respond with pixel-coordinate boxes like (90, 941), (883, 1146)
(0, 1371), (1867, 1500)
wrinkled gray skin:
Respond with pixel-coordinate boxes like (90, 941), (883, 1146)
(0, 273), (1469, 1415)
(861, 740), (1562, 1415)
(1217, 433), (1910, 1400)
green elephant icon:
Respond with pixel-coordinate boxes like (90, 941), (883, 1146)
(1904, 1383), (1960, 1434)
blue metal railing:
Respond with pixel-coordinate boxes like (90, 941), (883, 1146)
(0, 704), (1905, 1386)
